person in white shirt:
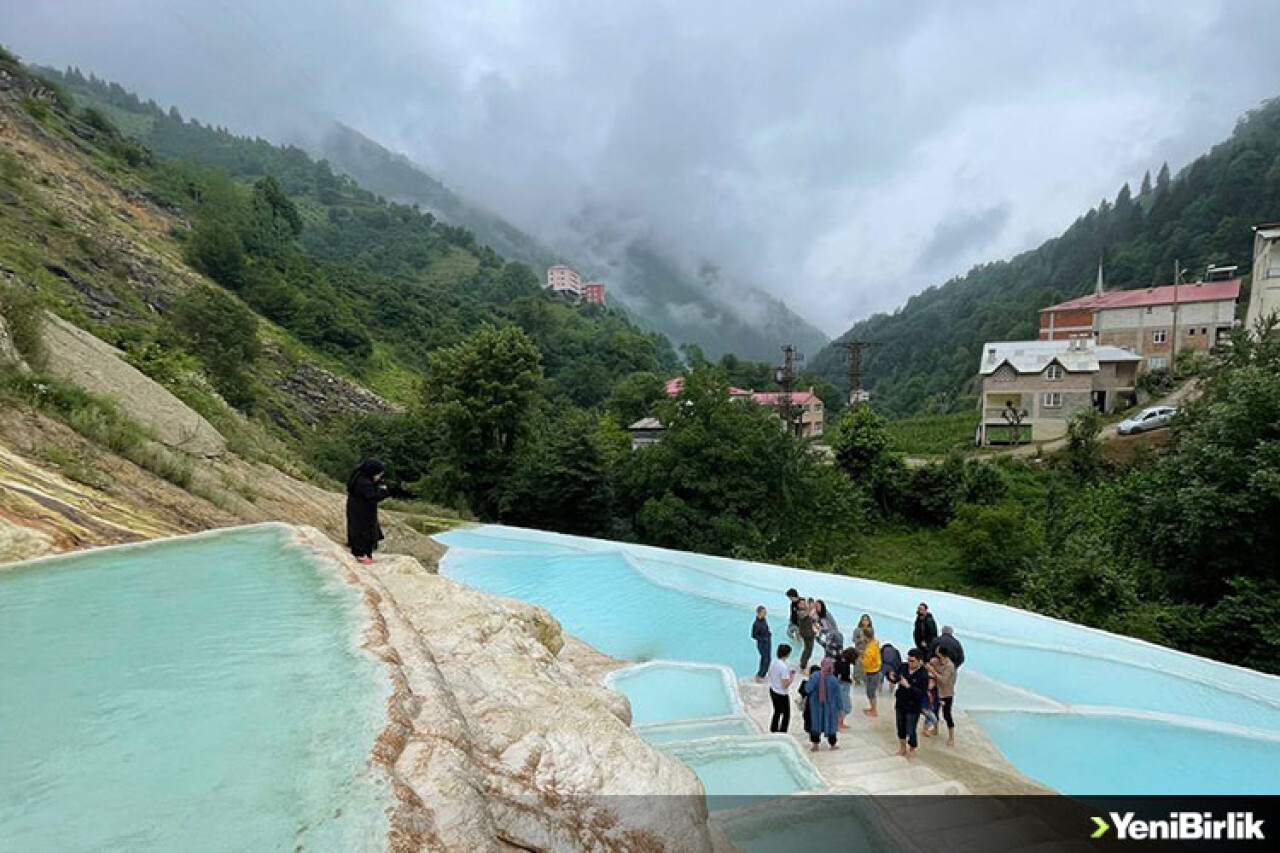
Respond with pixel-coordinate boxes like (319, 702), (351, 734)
(767, 644), (796, 732)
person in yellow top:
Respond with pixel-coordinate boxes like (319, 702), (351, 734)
(860, 626), (882, 718)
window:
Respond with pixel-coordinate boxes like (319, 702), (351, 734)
(1188, 328), (1196, 336)
(1041, 392), (1062, 409)
(1045, 364), (1064, 381)
(1149, 356), (1167, 369)
(1152, 329), (1168, 344)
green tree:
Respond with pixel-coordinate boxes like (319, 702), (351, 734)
(1065, 409), (1103, 481)
(185, 217), (246, 288)
(423, 324), (544, 518)
(170, 286), (260, 409)
(608, 371), (664, 425)
(830, 406), (892, 481)
(949, 503), (1040, 593)
(500, 409), (614, 535)
(615, 368), (862, 562)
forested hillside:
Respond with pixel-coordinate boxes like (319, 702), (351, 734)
(812, 96), (1280, 414)
(28, 64), (676, 415)
(47, 67), (827, 363)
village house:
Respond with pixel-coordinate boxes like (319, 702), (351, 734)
(1247, 223), (1280, 335)
(978, 337), (1141, 444)
(661, 377), (825, 439)
(626, 417), (665, 449)
(1039, 277), (1240, 371)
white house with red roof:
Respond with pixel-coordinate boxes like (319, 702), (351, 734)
(662, 377), (825, 438)
(1039, 278), (1240, 371)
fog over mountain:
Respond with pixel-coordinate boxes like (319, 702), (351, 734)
(5, 0), (1280, 335)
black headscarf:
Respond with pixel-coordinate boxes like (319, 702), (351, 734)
(347, 458), (385, 493)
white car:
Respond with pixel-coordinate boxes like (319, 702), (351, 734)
(1118, 405), (1177, 436)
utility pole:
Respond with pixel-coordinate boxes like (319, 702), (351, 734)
(775, 345), (803, 437)
(836, 340), (881, 407)
(1171, 259), (1182, 369)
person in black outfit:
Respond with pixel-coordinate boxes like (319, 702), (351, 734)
(752, 606), (772, 680)
(930, 625), (966, 669)
(889, 648), (930, 757)
(346, 458), (389, 564)
(913, 602), (938, 652)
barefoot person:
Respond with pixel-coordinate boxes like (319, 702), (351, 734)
(934, 646), (958, 746)
(805, 657), (842, 751)
(346, 458), (389, 565)
(768, 644), (796, 733)
(850, 613), (874, 685)
(752, 606), (772, 682)
(861, 625), (882, 717)
(889, 648), (930, 758)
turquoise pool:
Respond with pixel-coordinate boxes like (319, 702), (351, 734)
(438, 525), (1280, 796)
(606, 661), (740, 724)
(665, 738), (824, 807)
(0, 525), (390, 852)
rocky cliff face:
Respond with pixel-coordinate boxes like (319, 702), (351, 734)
(310, 529), (715, 852)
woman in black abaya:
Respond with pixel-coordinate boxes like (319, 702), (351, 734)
(346, 458), (389, 564)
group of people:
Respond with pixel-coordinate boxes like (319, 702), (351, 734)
(754, 591), (965, 758)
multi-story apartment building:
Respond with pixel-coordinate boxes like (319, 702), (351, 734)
(1039, 279), (1240, 371)
(581, 282), (606, 305)
(546, 264), (583, 297)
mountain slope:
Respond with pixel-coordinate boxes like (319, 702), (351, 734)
(314, 122), (828, 362)
(811, 97), (1280, 415)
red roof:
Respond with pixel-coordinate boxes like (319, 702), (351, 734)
(663, 377), (813, 404)
(1041, 279), (1241, 313)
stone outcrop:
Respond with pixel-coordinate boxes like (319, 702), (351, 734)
(312, 529), (713, 853)
(41, 314), (226, 457)
(262, 341), (402, 424)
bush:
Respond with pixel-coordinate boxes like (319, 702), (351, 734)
(185, 218), (246, 288)
(170, 286), (260, 410)
(949, 504), (1040, 592)
(0, 278), (46, 368)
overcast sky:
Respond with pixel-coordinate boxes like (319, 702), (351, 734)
(5, 1), (1280, 335)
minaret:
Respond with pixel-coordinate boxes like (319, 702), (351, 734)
(1095, 258), (1105, 296)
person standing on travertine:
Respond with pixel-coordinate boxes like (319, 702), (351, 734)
(752, 606), (772, 681)
(768, 644), (796, 733)
(796, 599), (816, 670)
(913, 602), (938, 652)
(346, 458), (389, 565)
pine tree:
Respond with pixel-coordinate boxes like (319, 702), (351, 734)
(1156, 162), (1171, 195)
(1139, 170), (1152, 196)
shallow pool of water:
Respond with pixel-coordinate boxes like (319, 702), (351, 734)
(438, 525), (1280, 795)
(0, 525), (389, 852)
(664, 738), (822, 806)
(607, 662), (739, 724)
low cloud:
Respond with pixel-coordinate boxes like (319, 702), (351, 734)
(4, 0), (1280, 335)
